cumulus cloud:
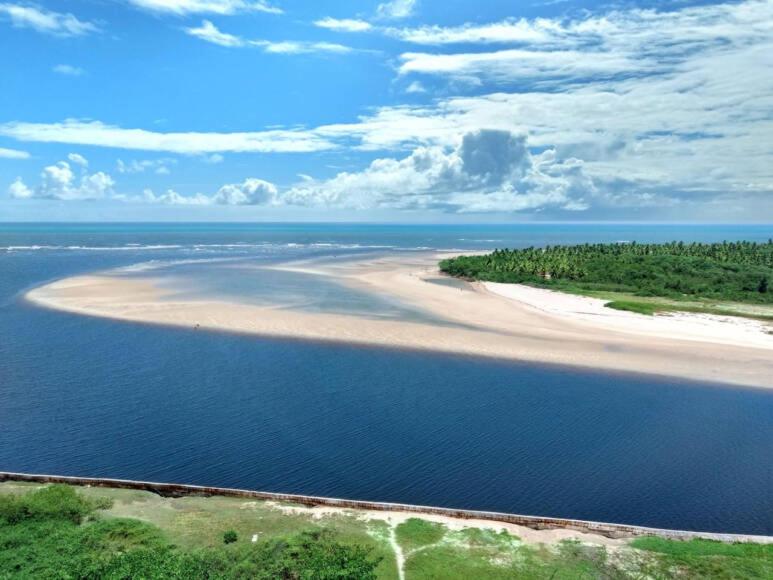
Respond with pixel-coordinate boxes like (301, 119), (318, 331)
(9, 159), (114, 200)
(10, 157), (278, 207)
(8, 177), (32, 199)
(140, 178), (278, 206)
(285, 130), (591, 213)
(53, 64), (85, 76)
(212, 178), (277, 205)
(126, 0), (281, 16)
(0, 147), (29, 159)
(0, 3), (98, 36)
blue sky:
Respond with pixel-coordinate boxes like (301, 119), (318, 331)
(0, 0), (771, 222)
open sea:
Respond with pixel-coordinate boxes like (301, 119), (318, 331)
(1, 223), (772, 535)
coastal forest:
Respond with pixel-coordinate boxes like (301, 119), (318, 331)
(440, 240), (773, 308)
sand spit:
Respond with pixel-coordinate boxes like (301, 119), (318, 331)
(26, 252), (773, 388)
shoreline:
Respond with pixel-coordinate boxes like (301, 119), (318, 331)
(2, 471), (771, 543)
(25, 252), (773, 389)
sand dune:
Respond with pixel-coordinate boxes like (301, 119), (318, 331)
(26, 252), (773, 389)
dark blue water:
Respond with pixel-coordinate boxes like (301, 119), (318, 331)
(1, 223), (772, 535)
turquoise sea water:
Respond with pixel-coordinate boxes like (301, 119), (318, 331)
(1, 223), (772, 534)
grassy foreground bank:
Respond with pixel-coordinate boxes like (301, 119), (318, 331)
(440, 241), (773, 319)
(1, 483), (771, 579)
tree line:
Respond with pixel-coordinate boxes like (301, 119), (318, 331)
(440, 240), (773, 303)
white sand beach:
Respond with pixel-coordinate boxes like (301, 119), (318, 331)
(26, 252), (773, 388)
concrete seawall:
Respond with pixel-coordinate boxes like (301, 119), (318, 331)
(1, 471), (770, 543)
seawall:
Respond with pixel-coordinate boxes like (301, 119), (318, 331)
(1, 471), (770, 543)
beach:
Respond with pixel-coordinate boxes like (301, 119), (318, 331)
(26, 252), (773, 389)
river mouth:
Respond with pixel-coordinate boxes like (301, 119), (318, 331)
(2, 223), (773, 535)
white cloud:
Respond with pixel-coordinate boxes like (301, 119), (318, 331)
(398, 48), (644, 84)
(388, 18), (560, 45)
(10, 160), (114, 200)
(213, 178), (277, 205)
(184, 19), (353, 53)
(0, 3), (98, 36)
(252, 39), (352, 54)
(53, 64), (85, 76)
(139, 178), (278, 205)
(4, 1), (773, 215)
(204, 153), (224, 164)
(0, 147), (29, 159)
(141, 188), (210, 205)
(314, 17), (372, 32)
(376, 0), (417, 20)
(67, 153), (88, 167)
(11, 157), (277, 207)
(8, 177), (32, 198)
(126, 0), (282, 16)
(393, 1), (773, 87)
(117, 158), (176, 174)
(285, 130), (590, 213)
(0, 119), (336, 154)
(405, 81), (426, 93)
(185, 19), (243, 46)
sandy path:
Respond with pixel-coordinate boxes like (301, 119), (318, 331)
(25, 252), (773, 388)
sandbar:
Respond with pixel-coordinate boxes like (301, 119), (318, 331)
(26, 252), (773, 388)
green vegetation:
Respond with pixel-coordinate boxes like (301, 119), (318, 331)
(605, 300), (661, 315)
(0, 485), (380, 579)
(1, 483), (771, 579)
(395, 518), (446, 553)
(440, 240), (773, 317)
(222, 530), (237, 544)
(631, 537), (773, 579)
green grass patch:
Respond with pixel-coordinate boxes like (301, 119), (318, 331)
(395, 518), (446, 552)
(632, 536), (772, 559)
(0, 485), (382, 579)
(604, 300), (660, 315)
(630, 537), (773, 579)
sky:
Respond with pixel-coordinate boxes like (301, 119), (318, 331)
(0, 0), (771, 222)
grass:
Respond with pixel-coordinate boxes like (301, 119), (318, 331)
(1, 483), (771, 579)
(605, 300), (661, 315)
(395, 518), (446, 553)
(532, 281), (773, 319)
(631, 537), (773, 579)
(0, 484), (383, 579)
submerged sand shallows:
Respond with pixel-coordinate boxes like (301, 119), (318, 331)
(26, 252), (773, 388)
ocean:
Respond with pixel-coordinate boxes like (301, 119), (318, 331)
(1, 223), (772, 534)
